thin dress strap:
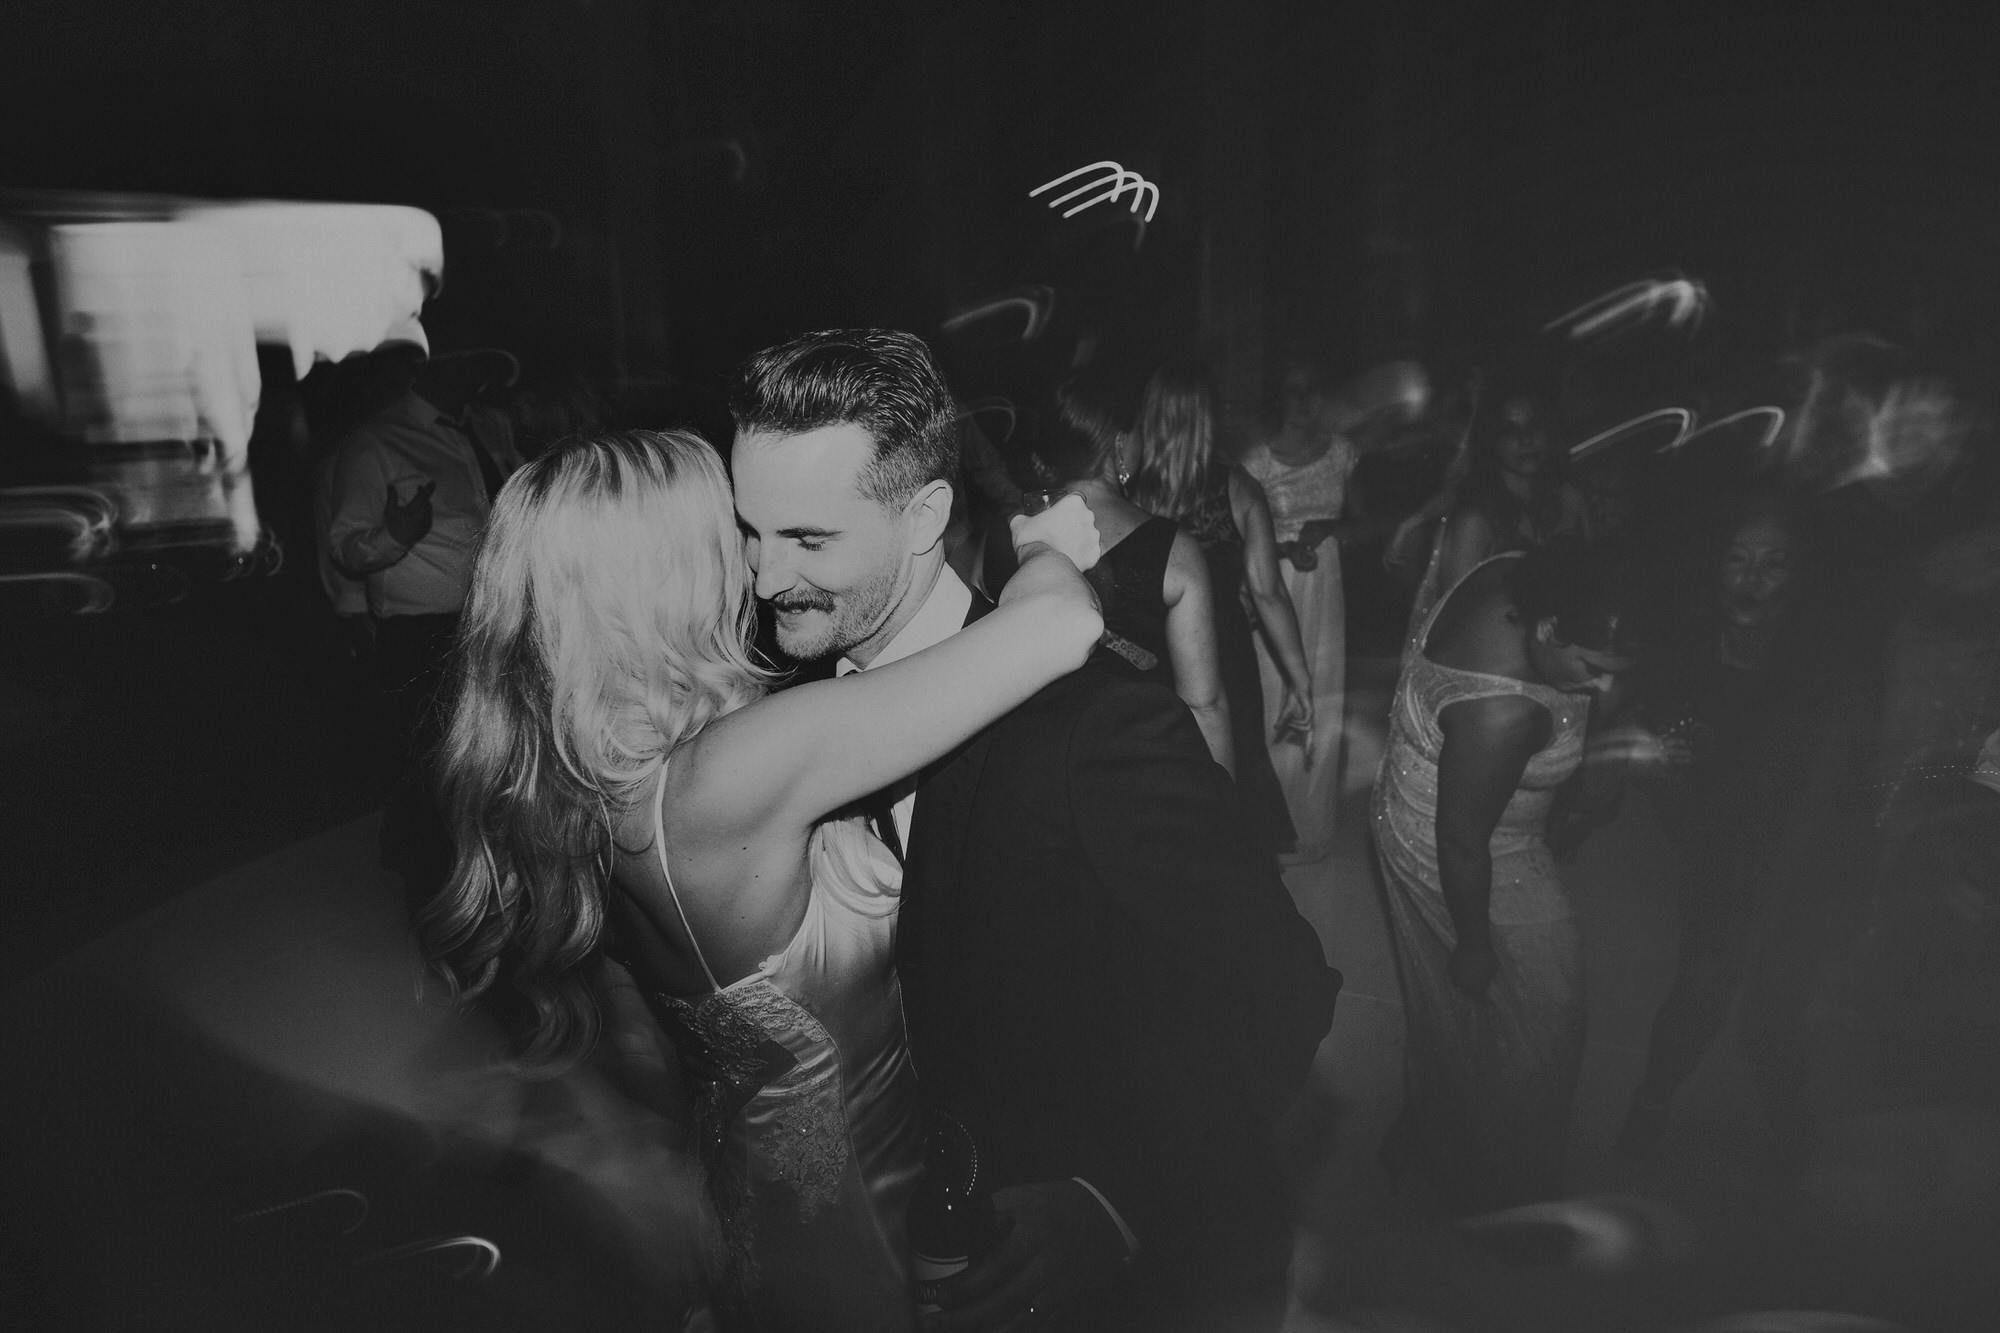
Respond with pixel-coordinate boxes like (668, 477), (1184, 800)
(1417, 549), (1523, 656)
(652, 752), (721, 993)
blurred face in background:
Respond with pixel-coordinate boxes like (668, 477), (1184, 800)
(1495, 394), (1551, 478)
(1528, 619), (1636, 697)
(1718, 515), (1799, 629)
(1280, 366), (1326, 433)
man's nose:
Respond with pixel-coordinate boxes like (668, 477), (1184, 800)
(752, 543), (793, 600)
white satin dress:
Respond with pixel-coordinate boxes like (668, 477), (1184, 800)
(629, 761), (922, 1332)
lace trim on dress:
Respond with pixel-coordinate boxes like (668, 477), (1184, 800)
(650, 978), (852, 1300)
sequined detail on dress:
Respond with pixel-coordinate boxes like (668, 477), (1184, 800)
(630, 754), (921, 1330)
(652, 980), (850, 1229)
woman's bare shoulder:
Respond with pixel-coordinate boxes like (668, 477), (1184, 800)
(1427, 563), (1521, 664)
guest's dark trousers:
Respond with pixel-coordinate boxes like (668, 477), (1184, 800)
(373, 611), (459, 919)
(1637, 860), (1763, 1101)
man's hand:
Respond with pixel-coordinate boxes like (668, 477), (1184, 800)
(923, 1180), (1128, 1332)
(1448, 939), (1498, 997)
(384, 480), (438, 548)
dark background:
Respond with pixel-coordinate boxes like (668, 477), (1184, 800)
(4, 0), (1999, 972)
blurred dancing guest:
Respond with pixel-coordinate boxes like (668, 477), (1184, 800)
(1373, 540), (1640, 1210)
(1617, 493), (1826, 1155)
(327, 346), (523, 890)
(422, 428), (1106, 1331)
(1027, 388), (1234, 773)
(1234, 358), (1362, 862)
(1113, 362), (1308, 855)
(732, 329), (1338, 1333)
(1834, 726), (2000, 1112)
(1390, 365), (1591, 658)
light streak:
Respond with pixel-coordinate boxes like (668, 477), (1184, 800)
(0, 572), (117, 614)
(1458, 1198), (1644, 1270)
(1683, 1314), (1909, 1333)
(1544, 275), (1710, 341)
(958, 395), (1018, 443)
(941, 286), (1055, 341)
(234, 1187), (370, 1236)
(1668, 406), (1786, 453)
(1567, 407), (1695, 462)
(1030, 161), (1160, 224)
(355, 1234), (502, 1281)
(0, 485), (120, 561)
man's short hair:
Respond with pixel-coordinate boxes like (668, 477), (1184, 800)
(729, 328), (960, 506)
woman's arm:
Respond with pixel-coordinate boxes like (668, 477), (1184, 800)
(680, 500), (1104, 841)
(1384, 491), (1453, 576)
(1161, 527), (1235, 774)
(1433, 693), (1552, 995)
(1230, 470), (1314, 732)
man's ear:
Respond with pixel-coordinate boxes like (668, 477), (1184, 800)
(904, 478), (956, 555)
(1534, 618), (1559, 645)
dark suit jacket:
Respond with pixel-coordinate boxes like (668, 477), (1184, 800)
(897, 628), (1340, 1319)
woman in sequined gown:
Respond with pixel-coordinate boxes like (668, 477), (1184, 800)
(419, 430), (1104, 1331)
(1392, 376), (1591, 666)
(1372, 543), (1640, 1211)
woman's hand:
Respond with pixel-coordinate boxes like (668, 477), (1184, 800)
(1590, 724), (1693, 776)
(1009, 492), (1101, 573)
(1274, 683), (1316, 764)
(1448, 940), (1498, 997)
(1275, 683), (1315, 736)
(1383, 512), (1432, 575)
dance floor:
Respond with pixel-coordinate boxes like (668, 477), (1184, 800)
(2, 659), (1990, 1331)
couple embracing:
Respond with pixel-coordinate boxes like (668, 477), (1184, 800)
(422, 330), (1338, 1332)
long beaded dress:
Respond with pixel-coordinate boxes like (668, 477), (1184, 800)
(1372, 554), (1591, 1210)
(614, 759), (922, 1332)
(1241, 434), (1357, 863)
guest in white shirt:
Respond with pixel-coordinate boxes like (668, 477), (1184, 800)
(326, 346), (521, 887)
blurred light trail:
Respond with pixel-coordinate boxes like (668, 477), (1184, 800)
(1670, 405), (1786, 453)
(1545, 274), (1710, 340)
(941, 285), (1055, 341)
(1683, 1314), (1909, 1333)
(0, 192), (445, 598)
(183, 201), (441, 379)
(0, 220), (57, 424)
(0, 484), (118, 563)
(49, 217), (261, 468)
(1457, 1194), (1696, 1274)
(353, 1234), (502, 1282)
(1030, 161), (1160, 223)
(957, 395), (1018, 443)
(1567, 406), (1695, 461)
(0, 571), (116, 614)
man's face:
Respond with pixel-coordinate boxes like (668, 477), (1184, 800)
(732, 423), (911, 662)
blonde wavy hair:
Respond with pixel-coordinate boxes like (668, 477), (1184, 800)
(1129, 361), (1218, 521)
(420, 429), (775, 1071)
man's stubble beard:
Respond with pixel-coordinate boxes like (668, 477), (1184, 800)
(775, 558), (904, 663)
